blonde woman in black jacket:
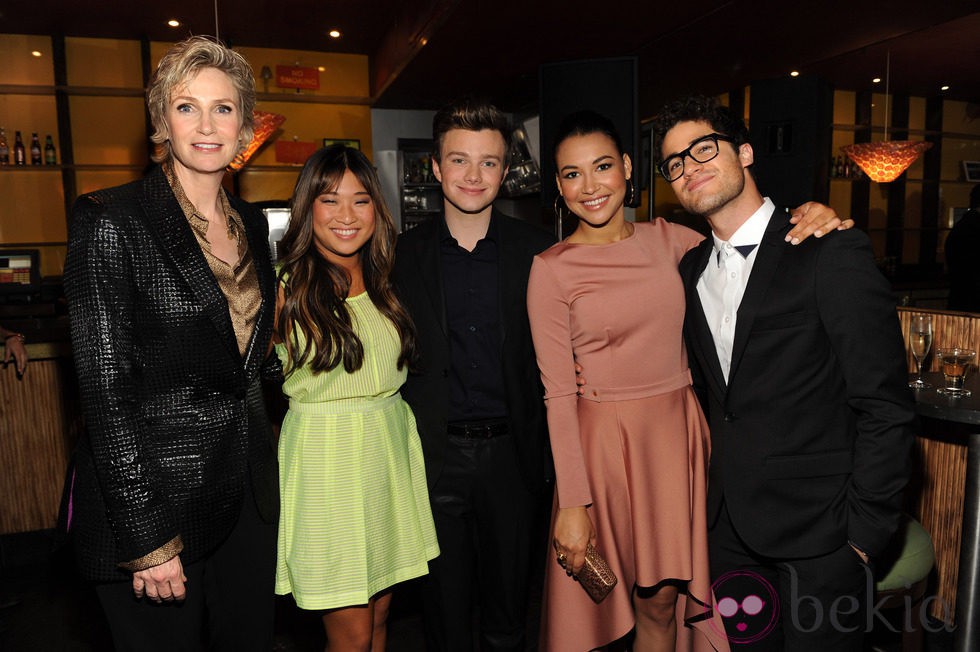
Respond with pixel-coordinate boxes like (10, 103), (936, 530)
(64, 36), (279, 651)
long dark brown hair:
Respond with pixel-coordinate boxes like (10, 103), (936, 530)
(276, 145), (416, 374)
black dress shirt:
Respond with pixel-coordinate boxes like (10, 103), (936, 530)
(440, 216), (508, 422)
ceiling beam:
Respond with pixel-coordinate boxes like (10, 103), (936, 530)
(369, 0), (461, 102)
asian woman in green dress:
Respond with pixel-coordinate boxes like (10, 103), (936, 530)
(273, 145), (438, 651)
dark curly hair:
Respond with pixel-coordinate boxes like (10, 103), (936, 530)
(651, 95), (750, 163)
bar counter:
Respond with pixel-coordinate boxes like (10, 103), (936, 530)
(913, 371), (980, 652)
(896, 307), (980, 645)
(0, 340), (80, 535)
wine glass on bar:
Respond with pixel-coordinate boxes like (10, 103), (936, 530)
(908, 314), (933, 389)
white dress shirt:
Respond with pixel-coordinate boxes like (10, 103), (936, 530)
(697, 197), (775, 383)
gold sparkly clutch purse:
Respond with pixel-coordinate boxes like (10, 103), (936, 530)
(575, 544), (618, 603)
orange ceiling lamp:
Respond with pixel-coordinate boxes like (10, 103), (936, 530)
(841, 51), (931, 183)
(206, 1), (286, 173)
(228, 110), (286, 172)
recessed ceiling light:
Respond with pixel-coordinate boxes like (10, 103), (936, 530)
(31, 50), (42, 57)
(789, 70), (800, 77)
(328, 29), (341, 38)
(941, 85), (950, 91)
(168, 19), (180, 27)
(872, 77), (881, 84)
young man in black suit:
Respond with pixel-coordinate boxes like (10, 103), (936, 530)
(654, 96), (916, 650)
(393, 98), (555, 651)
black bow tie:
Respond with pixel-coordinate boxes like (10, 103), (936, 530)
(717, 243), (757, 265)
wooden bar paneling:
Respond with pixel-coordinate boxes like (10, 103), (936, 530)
(0, 355), (81, 534)
(897, 307), (980, 372)
(912, 429), (968, 621)
(898, 306), (980, 621)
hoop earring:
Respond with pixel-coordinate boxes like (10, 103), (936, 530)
(553, 194), (568, 221)
(625, 178), (635, 206)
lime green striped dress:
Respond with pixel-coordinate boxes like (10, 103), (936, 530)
(274, 292), (439, 610)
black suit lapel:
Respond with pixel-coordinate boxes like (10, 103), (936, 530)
(496, 214), (523, 347)
(418, 220), (448, 336)
(684, 239), (728, 400)
(728, 208), (788, 383)
(139, 169), (241, 364)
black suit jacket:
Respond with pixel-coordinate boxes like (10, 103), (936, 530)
(64, 166), (279, 581)
(393, 211), (556, 492)
(679, 208), (915, 559)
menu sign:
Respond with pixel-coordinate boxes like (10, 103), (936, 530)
(0, 253), (32, 285)
(276, 65), (320, 90)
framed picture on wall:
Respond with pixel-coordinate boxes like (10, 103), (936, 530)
(323, 138), (361, 150)
(963, 161), (980, 182)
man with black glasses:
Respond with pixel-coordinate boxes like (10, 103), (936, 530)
(654, 95), (915, 650)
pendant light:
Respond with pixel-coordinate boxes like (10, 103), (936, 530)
(210, 0), (286, 172)
(841, 52), (931, 183)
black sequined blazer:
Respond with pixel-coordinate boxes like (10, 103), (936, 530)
(63, 166), (279, 582)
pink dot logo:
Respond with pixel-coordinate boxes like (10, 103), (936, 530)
(710, 570), (780, 644)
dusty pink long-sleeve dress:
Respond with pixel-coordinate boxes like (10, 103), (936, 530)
(527, 218), (729, 652)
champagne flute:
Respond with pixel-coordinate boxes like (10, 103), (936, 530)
(908, 314), (933, 389)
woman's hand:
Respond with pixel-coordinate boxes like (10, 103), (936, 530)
(553, 505), (596, 575)
(786, 202), (855, 244)
(132, 555), (187, 602)
(3, 334), (28, 375)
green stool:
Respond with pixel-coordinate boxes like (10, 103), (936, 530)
(875, 516), (936, 652)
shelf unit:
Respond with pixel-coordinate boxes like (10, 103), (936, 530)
(0, 34), (378, 278)
(827, 90), (980, 280)
(397, 138), (441, 231)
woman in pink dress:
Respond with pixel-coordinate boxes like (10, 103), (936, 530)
(528, 111), (844, 652)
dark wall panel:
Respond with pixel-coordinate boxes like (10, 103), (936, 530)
(748, 76), (833, 208)
(539, 58), (639, 210)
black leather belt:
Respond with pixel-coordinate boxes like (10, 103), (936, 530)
(447, 421), (509, 439)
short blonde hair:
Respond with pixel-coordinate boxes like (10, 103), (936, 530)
(146, 36), (256, 163)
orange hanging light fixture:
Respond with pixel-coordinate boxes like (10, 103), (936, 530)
(841, 52), (931, 183)
(228, 110), (286, 172)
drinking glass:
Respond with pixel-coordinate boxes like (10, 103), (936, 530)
(935, 347), (976, 397)
(908, 315), (933, 389)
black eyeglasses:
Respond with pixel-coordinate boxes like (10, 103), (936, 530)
(658, 133), (735, 182)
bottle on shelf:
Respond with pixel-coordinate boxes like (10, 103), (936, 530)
(0, 127), (9, 166)
(13, 131), (26, 166)
(44, 135), (56, 165)
(829, 155), (837, 178)
(30, 132), (42, 165)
